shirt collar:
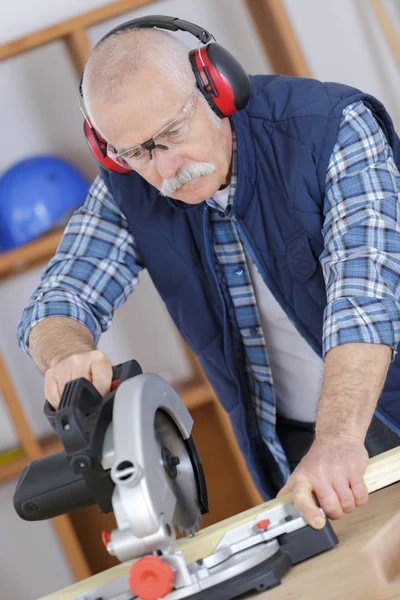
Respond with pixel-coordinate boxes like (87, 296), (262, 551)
(206, 129), (237, 217)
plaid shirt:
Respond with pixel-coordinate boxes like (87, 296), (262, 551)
(18, 101), (400, 481)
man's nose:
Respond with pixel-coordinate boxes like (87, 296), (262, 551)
(154, 149), (184, 180)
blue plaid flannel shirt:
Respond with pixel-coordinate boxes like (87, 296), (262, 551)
(18, 101), (400, 482)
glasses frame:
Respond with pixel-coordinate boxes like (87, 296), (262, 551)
(106, 91), (198, 169)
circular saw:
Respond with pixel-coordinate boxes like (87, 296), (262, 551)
(13, 360), (208, 564)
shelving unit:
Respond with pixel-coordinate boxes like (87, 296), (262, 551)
(0, 0), (310, 584)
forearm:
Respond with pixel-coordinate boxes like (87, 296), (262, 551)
(316, 342), (392, 440)
(29, 317), (95, 374)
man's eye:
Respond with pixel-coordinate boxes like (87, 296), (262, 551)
(168, 127), (181, 137)
(124, 148), (143, 160)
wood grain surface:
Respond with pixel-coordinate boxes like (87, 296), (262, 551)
(253, 483), (400, 600)
(39, 448), (400, 600)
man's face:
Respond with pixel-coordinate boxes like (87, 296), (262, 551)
(89, 70), (233, 204)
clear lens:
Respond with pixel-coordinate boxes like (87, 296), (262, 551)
(107, 93), (198, 170)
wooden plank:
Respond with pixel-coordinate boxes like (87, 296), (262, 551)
(261, 483), (400, 600)
(52, 515), (93, 582)
(177, 381), (215, 411)
(38, 447), (400, 599)
(0, 229), (62, 281)
(371, 0), (400, 69)
(0, 353), (42, 459)
(65, 28), (92, 75)
(176, 446), (400, 565)
(0, 436), (63, 484)
(0, 454), (28, 483)
(213, 400), (264, 507)
(364, 445), (400, 493)
(244, 0), (311, 77)
(0, 0), (158, 62)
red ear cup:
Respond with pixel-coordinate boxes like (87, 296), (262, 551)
(83, 121), (131, 174)
(189, 43), (250, 118)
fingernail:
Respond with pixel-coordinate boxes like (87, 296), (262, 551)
(313, 516), (326, 529)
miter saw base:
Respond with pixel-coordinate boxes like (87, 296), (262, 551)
(69, 501), (337, 600)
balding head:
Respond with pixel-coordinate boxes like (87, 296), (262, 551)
(82, 28), (196, 134)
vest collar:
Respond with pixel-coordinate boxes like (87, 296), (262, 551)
(230, 109), (257, 219)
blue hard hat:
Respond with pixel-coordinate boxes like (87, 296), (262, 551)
(0, 156), (90, 252)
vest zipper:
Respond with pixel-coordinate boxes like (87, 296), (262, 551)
(232, 215), (322, 358)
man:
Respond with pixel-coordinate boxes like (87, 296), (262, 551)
(18, 24), (400, 532)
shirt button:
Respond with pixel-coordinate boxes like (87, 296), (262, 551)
(235, 268), (244, 276)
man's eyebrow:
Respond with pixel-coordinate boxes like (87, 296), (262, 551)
(119, 113), (183, 154)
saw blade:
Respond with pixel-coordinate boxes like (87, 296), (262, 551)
(154, 409), (201, 535)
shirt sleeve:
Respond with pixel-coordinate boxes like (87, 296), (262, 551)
(17, 175), (143, 354)
(321, 100), (400, 357)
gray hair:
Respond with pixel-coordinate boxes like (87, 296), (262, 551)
(81, 27), (221, 135)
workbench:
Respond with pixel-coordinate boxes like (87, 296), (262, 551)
(40, 448), (400, 600)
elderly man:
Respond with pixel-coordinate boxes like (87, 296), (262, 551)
(18, 20), (400, 532)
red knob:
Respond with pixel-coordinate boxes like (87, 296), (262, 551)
(129, 555), (175, 600)
(101, 530), (111, 547)
(256, 519), (271, 530)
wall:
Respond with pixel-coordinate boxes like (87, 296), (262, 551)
(284, 0), (400, 127)
(0, 1), (399, 598)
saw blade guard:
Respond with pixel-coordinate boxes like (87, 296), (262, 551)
(106, 373), (208, 562)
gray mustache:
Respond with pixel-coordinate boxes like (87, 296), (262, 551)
(160, 162), (216, 196)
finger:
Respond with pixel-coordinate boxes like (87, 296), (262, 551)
(313, 482), (343, 521)
(290, 477), (326, 529)
(277, 484), (291, 498)
(332, 479), (356, 514)
(90, 358), (113, 397)
(349, 475), (369, 507)
(45, 375), (61, 409)
(70, 361), (91, 383)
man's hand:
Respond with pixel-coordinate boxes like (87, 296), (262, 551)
(277, 433), (369, 529)
(45, 350), (113, 408)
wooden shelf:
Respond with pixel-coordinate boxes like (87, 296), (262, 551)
(0, 230), (62, 282)
(0, 454), (28, 483)
(177, 381), (216, 411)
(0, 0), (156, 61)
(0, 434), (63, 483)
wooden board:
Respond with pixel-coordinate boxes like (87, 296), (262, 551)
(39, 447), (400, 600)
(257, 483), (400, 600)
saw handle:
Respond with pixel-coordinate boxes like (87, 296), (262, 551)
(43, 359), (142, 429)
(14, 360), (142, 522)
(13, 451), (95, 520)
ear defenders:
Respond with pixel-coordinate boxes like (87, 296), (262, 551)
(79, 15), (250, 174)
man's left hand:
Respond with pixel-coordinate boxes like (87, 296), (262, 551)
(277, 434), (369, 529)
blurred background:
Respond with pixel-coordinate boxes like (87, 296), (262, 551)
(0, 1), (399, 598)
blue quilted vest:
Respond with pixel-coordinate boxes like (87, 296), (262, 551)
(101, 75), (400, 499)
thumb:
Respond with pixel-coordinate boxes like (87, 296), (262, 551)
(90, 356), (113, 397)
(277, 484), (292, 498)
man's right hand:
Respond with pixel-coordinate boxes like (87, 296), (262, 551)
(45, 350), (114, 409)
